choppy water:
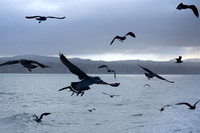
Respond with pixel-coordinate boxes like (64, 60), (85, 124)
(0, 74), (200, 133)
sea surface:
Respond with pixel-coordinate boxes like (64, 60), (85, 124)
(0, 74), (200, 133)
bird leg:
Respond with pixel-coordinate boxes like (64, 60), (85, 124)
(63, 86), (84, 96)
(119, 39), (124, 43)
(81, 92), (84, 96)
(28, 68), (32, 72)
(76, 91), (84, 96)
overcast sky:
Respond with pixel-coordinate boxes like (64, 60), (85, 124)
(0, 0), (200, 61)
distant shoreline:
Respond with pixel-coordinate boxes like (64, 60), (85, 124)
(1, 55), (200, 74)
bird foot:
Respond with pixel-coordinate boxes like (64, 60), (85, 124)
(66, 86), (84, 96)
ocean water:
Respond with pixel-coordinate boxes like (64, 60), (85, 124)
(0, 74), (200, 133)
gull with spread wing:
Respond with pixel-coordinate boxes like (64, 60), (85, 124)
(176, 100), (200, 110)
(98, 65), (116, 79)
(175, 56), (183, 63)
(176, 3), (199, 18)
(88, 108), (95, 112)
(0, 59), (49, 72)
(110, 32), (136, 45)
(58, 53), (120, 96)
(143, 84), (151, 88)
(138, 65), (174, 83)
(34, 113), (51, 123)
(25, 16), (65, 23)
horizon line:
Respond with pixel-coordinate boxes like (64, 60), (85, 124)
(0, 54), (199, 62)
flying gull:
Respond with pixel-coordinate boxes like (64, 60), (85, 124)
(175, 56), (183, 63)
(110, 32), (136, 45)
(25, 16), (65, 23)
(138, 65), (174, 83)
(34, 113), (51, 123)
(98, 65), (116, 79)
(143, 84), (151, 87)
(58, 53), (120, 96)
(176, 100), (200, 110)
(88, 108), (96, 112)
(176, 3), (199, 18)
(0, 59), (49, 72)
(102, 92), (120, 98)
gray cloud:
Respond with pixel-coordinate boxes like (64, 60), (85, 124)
(0, 0), (200, 60)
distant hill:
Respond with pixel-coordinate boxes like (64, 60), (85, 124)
(0, 55), (200, 74)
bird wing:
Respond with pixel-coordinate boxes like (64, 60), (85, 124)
(39, 113), (51, 120)
(176, 102), (193, 108)
(0, 60), (20, 66)
(144, 84), (150, 87)
(113, 70), (116, 79)
(110, 36), (120, 45)
(34, 114), (39, 119)
(113, 94), (120, 97)
(27, 60), (49, 68)
(138, 65), (154, 75)
(161, 104), (175, 110)
(109, 70), (116, 79)
(59, 53), (88, 80)
(194, 100), (200, 106)
(155, 74), (174, 83)
(126, 32), (136, 38)
(25, 16), (41, 19)
(190, 5), (199, 18)
(98, 65), (108, 69)
(162, 105), (169, 109)
(175, 58), (179, 61)
(46, 16), (66, 19)
(169, 105), (176, 108)
(102, 92), (110, 96)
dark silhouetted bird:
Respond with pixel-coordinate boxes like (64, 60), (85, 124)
(102, 92), (120, 98)
(88, 108), (95, 112)
(110, 32), (136, 45)
(159, 105), (175, 112)
(98, 65), (116, 79)
(175, 56), (183, 63)
(176, 100), (200, 110)
(138, 65), (174, 83)
(0, 59), (49, 71)
(58, 53), (120, 96)
(176, 3), (199, 18)
(34, 113), (51, 123)
(143, 84), (150, 87)
(25, 16), (65, 23)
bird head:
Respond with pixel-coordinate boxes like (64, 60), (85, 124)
(177, 3), (183, 10)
